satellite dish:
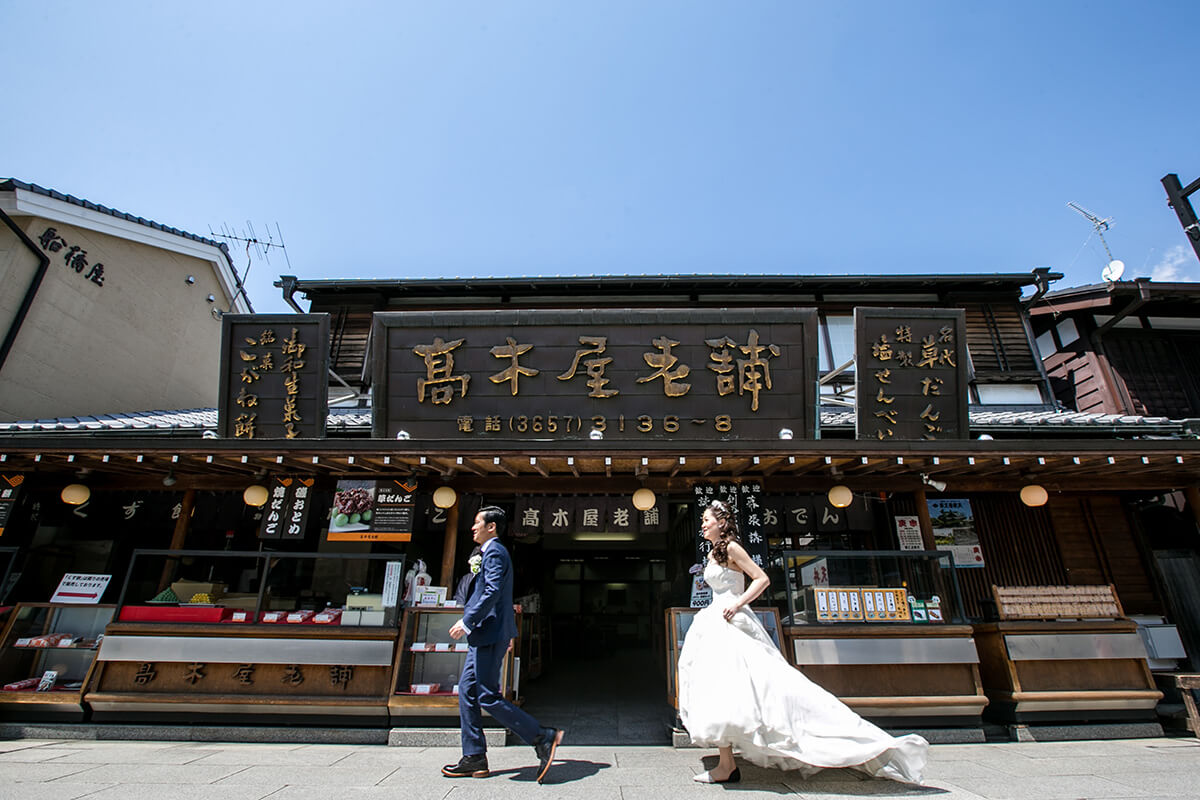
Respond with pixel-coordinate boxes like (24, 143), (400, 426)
(1102, 259), (1125, 283)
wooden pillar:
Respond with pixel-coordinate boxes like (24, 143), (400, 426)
(157, 488), (196, 592)
(439, 501), (461, 588)
(1186, 486), (1200, 532)
(914, 487), (937, 550)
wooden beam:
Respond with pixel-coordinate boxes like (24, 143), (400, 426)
(439, 501), (461, 588)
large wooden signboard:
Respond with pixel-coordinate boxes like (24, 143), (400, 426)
(218, 314), (330, 440)
(372, 309), (817, 442)
(854, 308), (969, 441)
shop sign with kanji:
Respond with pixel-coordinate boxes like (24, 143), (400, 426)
(217, 314), (330, 440)
(853, 308), (969, 441)
(372, 309), (817, 442)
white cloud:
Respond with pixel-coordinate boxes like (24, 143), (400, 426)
(1150, 244), (1198, 283)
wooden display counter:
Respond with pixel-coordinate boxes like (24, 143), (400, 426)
(784, 624), (988, 727)
(972, 619), (1162, 723)
(971, 585), (1162, 723)
(85, 621), (399, 724)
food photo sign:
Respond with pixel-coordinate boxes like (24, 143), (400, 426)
(327, 479), (418, 542)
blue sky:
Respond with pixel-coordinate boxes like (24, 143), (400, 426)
(5, 2), (1199, 312)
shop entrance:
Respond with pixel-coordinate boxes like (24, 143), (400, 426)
(511, 525), (691, 744)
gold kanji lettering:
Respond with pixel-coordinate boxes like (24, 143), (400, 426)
(637, 336), (691, 397)
(557, 336), (618, 398)
(737, 329), (780, 412)
(917, 334), (938, 368)
(489, 337), (539, 395)
(413, 337), (470, 404)
(871, 334), (893, 361)
(705, 336), (737, 396)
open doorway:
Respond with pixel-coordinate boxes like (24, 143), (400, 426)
(506, 504), (696, 744)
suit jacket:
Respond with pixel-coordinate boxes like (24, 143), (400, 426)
(462, 539), (518, 647)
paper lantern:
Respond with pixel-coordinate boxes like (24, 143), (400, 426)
(1020, 484), (1048, 507)
(632, 487), (656, 511)
(60, 483), (90, 505)
(827, 485), (853, 508)
(243, 484), (269, 507)
(432, 485), (458, 509)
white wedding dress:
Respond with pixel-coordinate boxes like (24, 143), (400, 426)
(677, 561), (928, 784)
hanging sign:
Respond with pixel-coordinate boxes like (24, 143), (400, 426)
(0, 474), (24, 536)
(855, 308), (969, 441)
(895, 515), (924, 551)
(328, 479), (417, 542)
(372, 308), (818, 443)
(927, 498), (984, 567)
(258, 477), (315, 540)
(217, 314), (330, 440)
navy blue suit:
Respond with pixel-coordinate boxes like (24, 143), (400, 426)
(458, 538), (542, 756)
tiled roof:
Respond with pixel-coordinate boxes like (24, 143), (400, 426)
(0, 178), (232, 255)
(0, 407), (1184, 436)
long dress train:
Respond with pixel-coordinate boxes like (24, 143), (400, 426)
(677, 561), (928, 784)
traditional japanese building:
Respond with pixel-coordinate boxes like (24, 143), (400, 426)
(0, 270), (1192, 739)
(0, 179), (252, 420)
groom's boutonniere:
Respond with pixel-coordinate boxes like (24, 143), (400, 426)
(469, 554), (482, 574)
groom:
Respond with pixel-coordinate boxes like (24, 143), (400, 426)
(443, 505), (564, 783)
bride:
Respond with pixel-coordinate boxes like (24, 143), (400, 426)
(677, 500), (928, 785)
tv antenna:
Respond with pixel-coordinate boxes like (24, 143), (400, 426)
(207, 222), (293, 313)
(1067, 202), (1124, 282)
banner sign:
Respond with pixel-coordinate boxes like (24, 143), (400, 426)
(895, 515), (925, 551)
(855, 308), (969, 441)
(328, 479), (417, 542)
(0, 474), (24, 536)
(218, 314), (330, 440)
(692, 482), (767, 569)
(258, 477), (315, 540)
(927, 498), (984, 567)
(372, 308), (818, 442)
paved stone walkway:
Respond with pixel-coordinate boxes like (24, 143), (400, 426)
(0, 735), (1196, 799)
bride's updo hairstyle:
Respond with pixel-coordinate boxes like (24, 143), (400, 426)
(707, 499), (741, 566)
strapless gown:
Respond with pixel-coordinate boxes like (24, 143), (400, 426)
(677, 561), (928, 784)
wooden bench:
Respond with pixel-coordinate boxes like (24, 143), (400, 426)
(1165, 673), (1200, 736)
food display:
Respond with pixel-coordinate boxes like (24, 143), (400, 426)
(330, 486), (374, 531)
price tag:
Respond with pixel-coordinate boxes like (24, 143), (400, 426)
(434, 642), (451, 652)
(410, 642), (427, 652)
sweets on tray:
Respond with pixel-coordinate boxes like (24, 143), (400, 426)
(3, 678), (39, 691)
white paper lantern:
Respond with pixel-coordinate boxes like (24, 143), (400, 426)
(632, 487), (656, 511)
(827, 484), (853, 508)
(243, 484), (269, 507)
(1020, 484), (1048, 507)
(432, 485), (458, 509)
(60, 483), (91, 505)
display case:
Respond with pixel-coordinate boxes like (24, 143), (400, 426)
(773, 550), (987, 728)
(390, 606), (519, 719)
(0, 603), (116, 720)
(86, 550), (405, 725)
(664, 606), (782, 712)
(972, 584), (1162, 724)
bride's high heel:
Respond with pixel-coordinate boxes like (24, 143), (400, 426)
(693, 767), (741, 784)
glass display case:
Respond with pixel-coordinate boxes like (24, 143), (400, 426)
(112, 548), (407, 626)
(390, 607), (519, 718)
(773, 549), (967, 625)
(664, 606), (782, 711)
(0, 603), (116, 719)
(87, 550), (406, 725)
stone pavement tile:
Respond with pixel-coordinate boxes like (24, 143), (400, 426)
(0, 738), (64, 753)
(62, 763), (250, 784)
(0, 745), (86, 762)
(943, 775), (1153, 799)
(191, 743), (374, 766)
(622, 786), (795, 800)
(314, 746), (444, 769)
(214, 764), (398, 786)
(981, 753), (1186, 777)
(781, 777), (943, 797)
(271, 787), (455, 800)
(1107, 771), (1200, 795)
(67, 784), (285, 800)
(0, 761), (100, 782)
(48, 745), (224, 764)
(445, 784), (622, 800)
(0, 783), (117, 800)
(920, 759), (1011, 781)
